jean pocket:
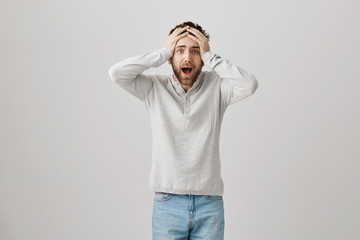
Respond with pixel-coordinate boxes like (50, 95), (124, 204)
(204, 195), (223, 201)
(154, 192), (174, 202)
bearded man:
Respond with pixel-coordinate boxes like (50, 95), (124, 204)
(108, 21), (258, 240)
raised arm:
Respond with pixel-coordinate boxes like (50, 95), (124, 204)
(202, 52), (258, 105)
(108, 26), (190, 101)
(108, 48), (171, 101)
(187, 27), (258, 106)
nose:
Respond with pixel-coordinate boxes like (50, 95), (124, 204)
(183, 50), (191, 62)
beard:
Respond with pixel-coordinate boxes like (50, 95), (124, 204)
(171, 63), (202, 86)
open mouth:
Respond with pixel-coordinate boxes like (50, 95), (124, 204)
(181, 67), (193, 75)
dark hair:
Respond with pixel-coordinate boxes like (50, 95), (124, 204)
(169, 21), (210, 41)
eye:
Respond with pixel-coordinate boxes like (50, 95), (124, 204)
(177, 49), (183, 53)
(192, 50), (199, 54)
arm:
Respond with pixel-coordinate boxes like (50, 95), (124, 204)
(108, 26), (190, 102)
(202, 51), (259, 105)
(186, 27), (258, 106)
(108, 48), (172, 101)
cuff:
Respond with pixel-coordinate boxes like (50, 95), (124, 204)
(201, 51), (213, 63)
(160, 47), (173, 59)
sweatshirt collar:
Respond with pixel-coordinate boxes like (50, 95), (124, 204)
(170, 71), (204, 95)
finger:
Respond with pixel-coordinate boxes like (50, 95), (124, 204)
(186, 28), (203, 39)
(175, 31), (189, 41)
(173, 26), (190, 35)
(187, 33), (198, 42)
(186, 27), (206, 40)
(187, 34), (201, 45)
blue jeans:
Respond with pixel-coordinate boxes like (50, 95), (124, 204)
(152, 192), (225, 240)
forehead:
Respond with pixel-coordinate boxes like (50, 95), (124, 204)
(175, 36), (199, 48)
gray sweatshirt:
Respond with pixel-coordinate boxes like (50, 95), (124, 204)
(108, 47), (258, 196)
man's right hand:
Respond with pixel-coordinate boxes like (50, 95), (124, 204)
(163, 26), (190, 54)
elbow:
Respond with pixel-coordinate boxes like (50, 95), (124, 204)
(108, 62), (132, 85)
(243, 74), (258, 96)
(249, 76), (259, 95)
(108, 65), (118, 82)
(237, 66), (259, 96)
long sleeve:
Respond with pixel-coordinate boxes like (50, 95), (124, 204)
(108, 47), (173, 101)
(201, 51), (258, 106)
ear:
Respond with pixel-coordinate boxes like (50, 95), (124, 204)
(168, 58), (172, 64)
(201, 60), (204, 66)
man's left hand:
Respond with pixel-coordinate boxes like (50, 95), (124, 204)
(186, 27), (210, 56)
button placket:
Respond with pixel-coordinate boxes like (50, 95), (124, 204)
(184, 93), (190, 117)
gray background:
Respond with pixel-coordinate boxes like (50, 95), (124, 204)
(1, 0), (359, 239)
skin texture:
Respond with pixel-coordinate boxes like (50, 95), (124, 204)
(163, 26), (210, 92)
(185, 27), (210, 56)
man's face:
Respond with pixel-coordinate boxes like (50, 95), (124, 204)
(168, 36), (204, 87)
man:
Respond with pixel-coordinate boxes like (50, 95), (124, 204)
(108, 21), (258, 240)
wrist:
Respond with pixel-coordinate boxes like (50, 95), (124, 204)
(201, 50), (212, 62)
(161, 47), (173, 59)
(201, 50), (209, 56)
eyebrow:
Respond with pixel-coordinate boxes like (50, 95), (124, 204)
(176, 45), (200, 49)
